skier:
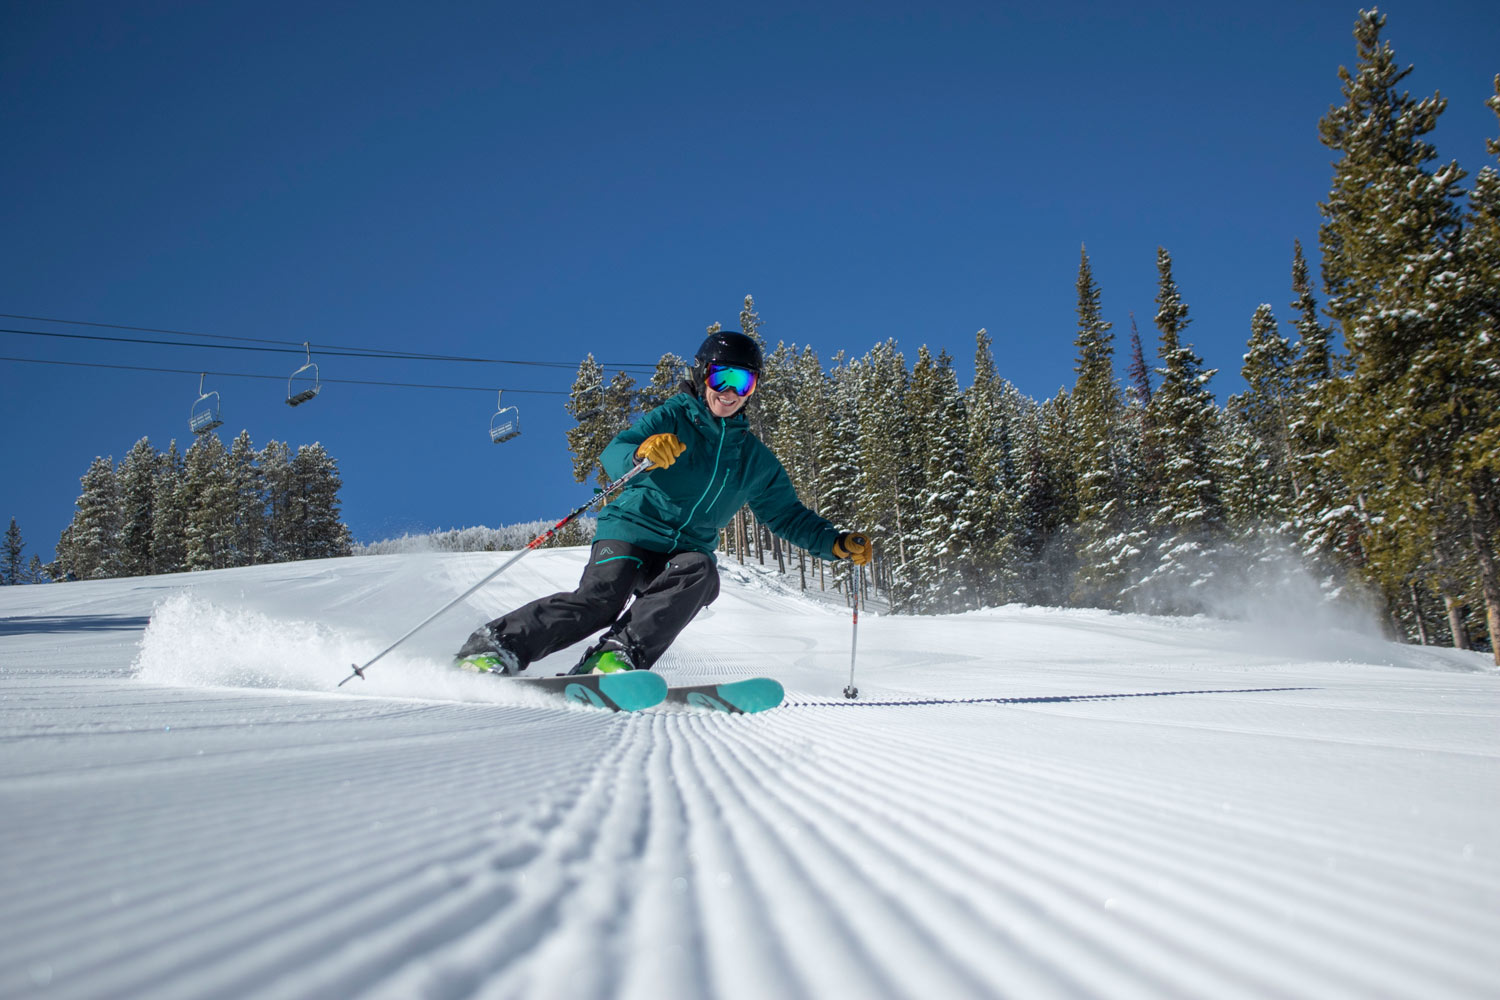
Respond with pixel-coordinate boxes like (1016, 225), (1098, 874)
(457, 330), (873, 676)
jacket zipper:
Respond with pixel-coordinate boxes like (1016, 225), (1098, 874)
(670, 414), (728, 549)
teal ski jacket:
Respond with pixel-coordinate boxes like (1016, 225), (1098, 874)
(596, 390), (841, 561)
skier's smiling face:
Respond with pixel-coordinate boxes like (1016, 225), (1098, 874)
(705, 382), (749, 418)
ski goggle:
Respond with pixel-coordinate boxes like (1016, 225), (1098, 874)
(705, 363), (759, 397)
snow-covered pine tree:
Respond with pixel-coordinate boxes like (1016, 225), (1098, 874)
(290, 443), (352, 559)
(781, 345), (831, 585)
(964, 329), (1020, 606)
(639, 353), (688, 413)
(1125, 314), (1153, 411)
(816, 355), (860, 589)
(151, 441), (188, 574)
(905, 347), (975, 612)
(1317, 9), (1486, 646)
(59, 456), (123, 579)
(227, 431), (265, 567)
(1069, 247), (1133, 608)
(1442, 73), (1500, 658)
(739, 295), (765, 350)
(259, 440), (295, 564)
(26, 554), (44, 585)
(1135, 248), (1223, 613)
(1226, 304), (1298, 529)
(565, 355), (612, 488)
(116, 438), (158, 576)
(852, 342), (913, 604)
(3, 518), (22, 585)
(1014, 391), (1076, 606)
(184, 434), (236, 570)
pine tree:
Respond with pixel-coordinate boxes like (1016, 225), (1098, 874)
(151, 441), (189, 574)
(1125, 314), (1154, 410)
(1226, 303), (1298, 530)
(739, 295), (765, 350)
(851, 342), (914, 603)
(817, 356), (862, 595)
(227, 431), (265, 567)
(290, 443), (352, 559)
(565, 356), (635, 488)
(639, 353), (688, 413)
(1014, 391), (1076, 606)
(2, 518), (23, 585)
(59, 456), (122, 579)
(904, 348), (974, 611)
(964, 329), (1020, 605)
(1069, 247), (1132, 607)
(26, 555), (44, 584)
(184, 434), (236, 570)
(1135, 248), (1223, 613)
(1445, 74), (1500, 658)
(117, 437), (159, 575)
(1317, 10), (1485, 645)
(259, 440), (296, 563)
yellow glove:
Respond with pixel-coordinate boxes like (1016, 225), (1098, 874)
(637, 433), (686, 470)
(832, 531), (873, 566)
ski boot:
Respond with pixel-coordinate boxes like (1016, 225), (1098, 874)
(455, 625), (524, 675)
(572, 636), (639, 675)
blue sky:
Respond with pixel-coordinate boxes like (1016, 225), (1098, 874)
(3, 0), (1497, 560)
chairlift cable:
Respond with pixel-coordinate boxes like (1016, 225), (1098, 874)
(0, 355), (572, 395)
(0, 316), (657, 371)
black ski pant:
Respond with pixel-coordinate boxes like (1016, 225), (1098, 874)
(487, 540), (720, 670)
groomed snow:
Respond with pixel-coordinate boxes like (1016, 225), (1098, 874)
(1, 548), (1495, 999)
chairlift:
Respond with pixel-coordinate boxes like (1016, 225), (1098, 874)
(490, 390), (521, 444)
(286, 341), (321, 406)
(189, 373), (223, 435)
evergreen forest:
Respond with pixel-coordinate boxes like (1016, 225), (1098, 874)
(565, 12), (1500, 661)
(49, 431), (352, 581)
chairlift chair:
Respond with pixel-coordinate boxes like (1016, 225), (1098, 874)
(286, 342), (321, 406)
(490, 390), (521, 444)
(189, 373), (223, 435)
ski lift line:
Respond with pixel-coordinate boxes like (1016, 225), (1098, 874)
(0, 355), (573, 395)
(0, 327), (653, 372)
(0, 319), (660, 372)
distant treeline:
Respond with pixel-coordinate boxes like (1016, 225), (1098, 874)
(51, 431), (352, 580)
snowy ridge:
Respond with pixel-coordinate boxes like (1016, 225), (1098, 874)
(1, 547), (1496, 999)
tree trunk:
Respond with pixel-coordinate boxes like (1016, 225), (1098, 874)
(1409, 583), (1429, 645)
(1466, 488), (1500, 666)
(1445, 595), (1471, 650)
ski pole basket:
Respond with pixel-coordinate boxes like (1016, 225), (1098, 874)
(490, 390), (521, 444)
(189, 373), (223, 435)
(286, 342), (321, 406)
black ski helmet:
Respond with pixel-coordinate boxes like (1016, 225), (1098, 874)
(694, 331), (763, 374)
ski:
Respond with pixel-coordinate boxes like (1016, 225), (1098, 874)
(666, 677), (784, 714)
(520, 672), (667, 711)
(457, 658), (666, 712)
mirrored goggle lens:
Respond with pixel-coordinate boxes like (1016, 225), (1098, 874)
(706, 364), (758, 396)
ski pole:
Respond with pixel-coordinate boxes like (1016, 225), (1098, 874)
(844, 562), (863, 699)
(338, 457), (653, 687)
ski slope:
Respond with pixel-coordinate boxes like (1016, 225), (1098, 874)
(1, 548), (1496, 1000)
